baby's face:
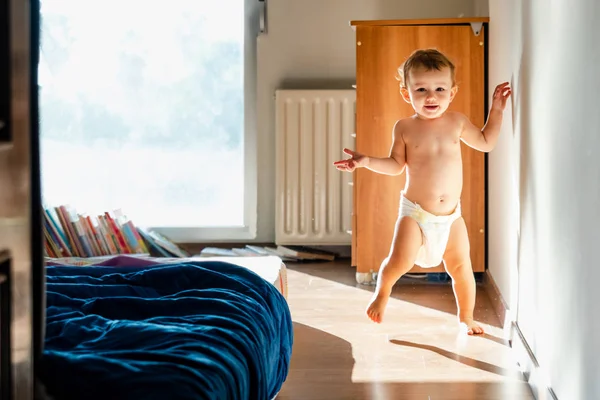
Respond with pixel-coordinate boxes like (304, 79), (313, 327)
(403, 67), (456, 119)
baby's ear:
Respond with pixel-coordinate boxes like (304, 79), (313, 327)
(400, 87), (411, 104)
(450, 85), (458, 101)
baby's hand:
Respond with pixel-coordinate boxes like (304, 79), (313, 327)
(491, 82), (512, 111)
(333, 148), (368, 172)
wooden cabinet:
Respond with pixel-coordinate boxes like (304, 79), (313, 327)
(350, 18), (489, 275)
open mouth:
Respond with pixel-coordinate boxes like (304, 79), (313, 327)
(424, 105), (439, 111)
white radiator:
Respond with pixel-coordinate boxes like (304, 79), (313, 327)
(275, 89), (356, 245)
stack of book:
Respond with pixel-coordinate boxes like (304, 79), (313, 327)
(43, 205), (189, 258)
(198, 245), (337, 262)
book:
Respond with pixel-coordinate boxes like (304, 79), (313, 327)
(43, 205), (188, 259)
(197, 244), (337, 262)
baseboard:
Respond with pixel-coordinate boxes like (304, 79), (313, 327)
(482, 269), (509, 328)
(511, 322), (559, 400)
(482, 271), (560, 399)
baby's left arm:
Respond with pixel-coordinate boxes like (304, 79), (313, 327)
(460, 82), (511, 153)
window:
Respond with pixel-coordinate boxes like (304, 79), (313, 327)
(39, 0), (259, 242)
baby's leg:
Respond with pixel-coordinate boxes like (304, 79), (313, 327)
(442, 217), (483, 335)
(366, 216), (422, 323)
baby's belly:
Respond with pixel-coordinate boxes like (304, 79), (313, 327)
(404, 165), (463, 215)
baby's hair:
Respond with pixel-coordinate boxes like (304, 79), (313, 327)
(397, 49), (456, 88)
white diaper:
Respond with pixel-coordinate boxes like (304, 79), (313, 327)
(399, 194), (461, 268)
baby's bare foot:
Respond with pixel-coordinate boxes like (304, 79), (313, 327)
(459, 318), (484, 335)
(366, 292), (389, 323)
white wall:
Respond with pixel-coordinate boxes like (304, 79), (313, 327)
(254, 0), (476, 242)
(488, 0), (600, 398)
(473, 0), (489, 16)
(486, 0), (520, 320)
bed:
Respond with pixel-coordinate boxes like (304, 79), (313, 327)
(40, 255), (293, 400)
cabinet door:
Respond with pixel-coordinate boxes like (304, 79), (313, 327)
(355, 24), (486, 273)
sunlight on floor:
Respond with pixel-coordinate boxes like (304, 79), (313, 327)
(277, 262), (533, 399)
(288, 268), (500, 336)
(286, 267), (524, 383)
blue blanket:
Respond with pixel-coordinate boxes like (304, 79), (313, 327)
(41, 261), (293, 400)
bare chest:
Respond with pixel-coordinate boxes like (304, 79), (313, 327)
(405, 128), (462, 158)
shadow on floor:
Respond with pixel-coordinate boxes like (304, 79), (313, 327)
(277, 323), (530, 400)
(481, 332), (511, 347)
(389, 340), (523, 379)
(286, 261), (503, 329)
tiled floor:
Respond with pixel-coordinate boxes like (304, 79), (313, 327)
(277, 261), (533, 400)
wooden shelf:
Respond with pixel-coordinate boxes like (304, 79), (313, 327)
(350, 17), (489, 29)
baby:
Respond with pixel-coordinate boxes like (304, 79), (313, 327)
(334, 49), (511, 334)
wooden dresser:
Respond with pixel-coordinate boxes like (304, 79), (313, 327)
(350, 18), (489, 277)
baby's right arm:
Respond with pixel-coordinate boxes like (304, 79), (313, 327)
(364, 120), (406, 175)
(333, 120), (406, 175)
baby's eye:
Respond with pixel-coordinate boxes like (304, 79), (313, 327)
(416, 88), (426, 92)
(436, 88), (445, 91)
